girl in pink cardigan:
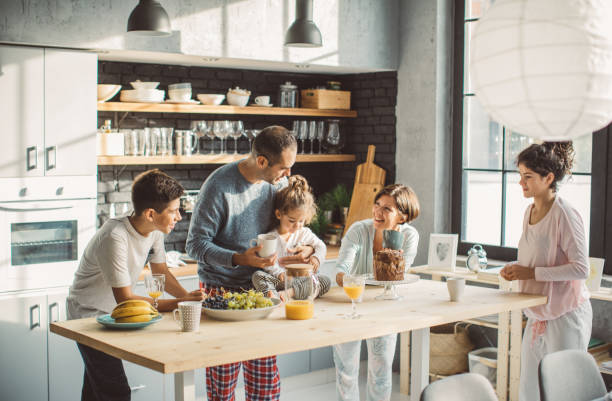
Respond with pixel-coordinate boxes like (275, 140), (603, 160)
(501, 142), (591, 401)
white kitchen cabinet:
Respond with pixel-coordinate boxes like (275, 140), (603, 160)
(47, 289), (84, 401)
(44, 49), (97, 177)
(0, 45), (45, 178)
(0, 289), (82, 401)
(0, 45), (97, 178)
(0, 292), (48, 401)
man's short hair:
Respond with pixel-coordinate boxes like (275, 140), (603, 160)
(252, 125), (297, 165)
(132, 169), (184, 215)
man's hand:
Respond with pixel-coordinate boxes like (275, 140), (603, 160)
(279, 245), (315, 266)
(183, 289), (205, 302)
(500, 264), (535, 281)
(233, 245), (277, 269)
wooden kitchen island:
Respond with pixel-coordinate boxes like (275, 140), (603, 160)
(50, 279), (546, 401)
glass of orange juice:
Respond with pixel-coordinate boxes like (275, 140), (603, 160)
(343, 274), (365, 319)
(145, 273), (165, 309)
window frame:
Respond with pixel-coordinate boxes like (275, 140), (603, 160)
(451, 0), (607, 269)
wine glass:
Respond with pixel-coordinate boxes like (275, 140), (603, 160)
(213, 120), (230, 153)
(246, 129), (259, 152)
(316, 120), (325, 153)
(145, 273), (165, 310)
(205, 120), (216, 154)
(343, 274), (365, 319)
(308, 120), (317, 154)
(231, 121), (244, 154)
(190, 120), (207, 154)
(298, 120), (308, 154)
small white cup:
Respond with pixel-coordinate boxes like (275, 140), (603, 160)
(249, 233), (277, 258)
(255, 96), (270, 105)
(173, 301), (202, 332)
(447, 277), (465, 302)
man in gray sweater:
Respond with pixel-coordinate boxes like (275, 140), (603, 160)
(187, 125), (306, 401)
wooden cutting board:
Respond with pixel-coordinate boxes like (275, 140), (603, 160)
(343, 145), (386, 236)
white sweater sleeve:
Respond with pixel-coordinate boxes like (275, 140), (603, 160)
(534, 204), (589, 282)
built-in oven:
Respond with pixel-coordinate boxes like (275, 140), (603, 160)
(0, 176), (97, 292)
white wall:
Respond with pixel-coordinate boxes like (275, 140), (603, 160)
(0, 0), (399, 71)
(396, 0), (454, 265)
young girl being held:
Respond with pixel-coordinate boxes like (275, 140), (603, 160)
(500, 142), (591, 401)
(252, 175), (331, 299)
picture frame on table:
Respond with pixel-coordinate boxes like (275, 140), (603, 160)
(427, 233), (459, 271)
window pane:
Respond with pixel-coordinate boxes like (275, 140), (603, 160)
(504, 173), (533, 248)
(463, 96), (503, 169)
(504, 131), (537, 171)
(558, 175), (591, 249)
(466, 0), (495, 19)
(464, 171), (502, 246)
(572, 134), (592, 174)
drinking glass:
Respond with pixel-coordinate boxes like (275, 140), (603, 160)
(316, 120), (325, 153)
(190, 120), (206, 155)
(343, 274), (365, 319)
(213, 120), (230, 153)
(308, 120), (317, 154)
(246, 129), (259, 152)
(145, 273), (165, 309)
(231, 121), (244, 154)
(205, 120), (217, 154)
(298, 120), (308, 154)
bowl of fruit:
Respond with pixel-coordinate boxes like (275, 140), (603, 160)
(202, 290), (281, 321)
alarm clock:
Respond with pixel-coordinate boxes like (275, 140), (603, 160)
(466, 244), (488, 273)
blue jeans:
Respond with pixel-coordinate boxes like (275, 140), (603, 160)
(77, 343), (131, 401)
(333, 334), (397, 401)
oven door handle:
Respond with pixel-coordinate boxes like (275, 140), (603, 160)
(0, 205), (74, 212)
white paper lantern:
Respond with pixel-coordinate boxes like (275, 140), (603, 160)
(470, 0), (612, 141)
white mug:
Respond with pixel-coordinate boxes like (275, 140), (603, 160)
(249, 233), (277, 258)
(255, 96), (270, 105)
(173, 301), (202, 332)
(447, 277), (465, 302)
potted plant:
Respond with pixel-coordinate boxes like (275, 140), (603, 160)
(308, 208), (330, 240)
(318, 192), (336, 223)
(330, 184), (351, 225)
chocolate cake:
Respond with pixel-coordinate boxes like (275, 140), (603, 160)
(374, 249), (405, 281)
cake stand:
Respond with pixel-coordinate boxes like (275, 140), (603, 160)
(365, 274), (420, 300)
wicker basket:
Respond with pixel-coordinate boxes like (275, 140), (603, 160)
(429, 322), (474, 375)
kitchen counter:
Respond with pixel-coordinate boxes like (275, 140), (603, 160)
(50, 279), (546, 401)
(138, 245), (340, 281)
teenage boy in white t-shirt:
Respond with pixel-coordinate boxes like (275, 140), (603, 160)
(67, 169), (204, 401)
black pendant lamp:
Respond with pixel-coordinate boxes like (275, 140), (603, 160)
(127, 0), (171, 36)
(284, 0), (322, 47)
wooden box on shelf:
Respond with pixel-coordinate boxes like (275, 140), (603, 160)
(301, 89), (351, 110)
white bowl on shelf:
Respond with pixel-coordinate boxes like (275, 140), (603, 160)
(120, 89), (165, 103)
(168, 88), (192, 102)
(197, 94), (225, 105)
(226, 91), (250, 107)
(97, 84), (122, 102)
(130, 81), (160, 90)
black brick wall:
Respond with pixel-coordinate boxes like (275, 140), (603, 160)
(97, 61), (397, 251)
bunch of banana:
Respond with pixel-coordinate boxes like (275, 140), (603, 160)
(111, 300), (158, 323)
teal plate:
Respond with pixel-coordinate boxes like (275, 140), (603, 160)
(96, 314), (162, 330)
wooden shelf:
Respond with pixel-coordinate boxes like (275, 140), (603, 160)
(97, 154), (355, 165)
(98, 102), (357, 118)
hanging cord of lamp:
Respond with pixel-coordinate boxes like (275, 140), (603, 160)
(127, 0), (171, 37)
(284, 0), (322, 47)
